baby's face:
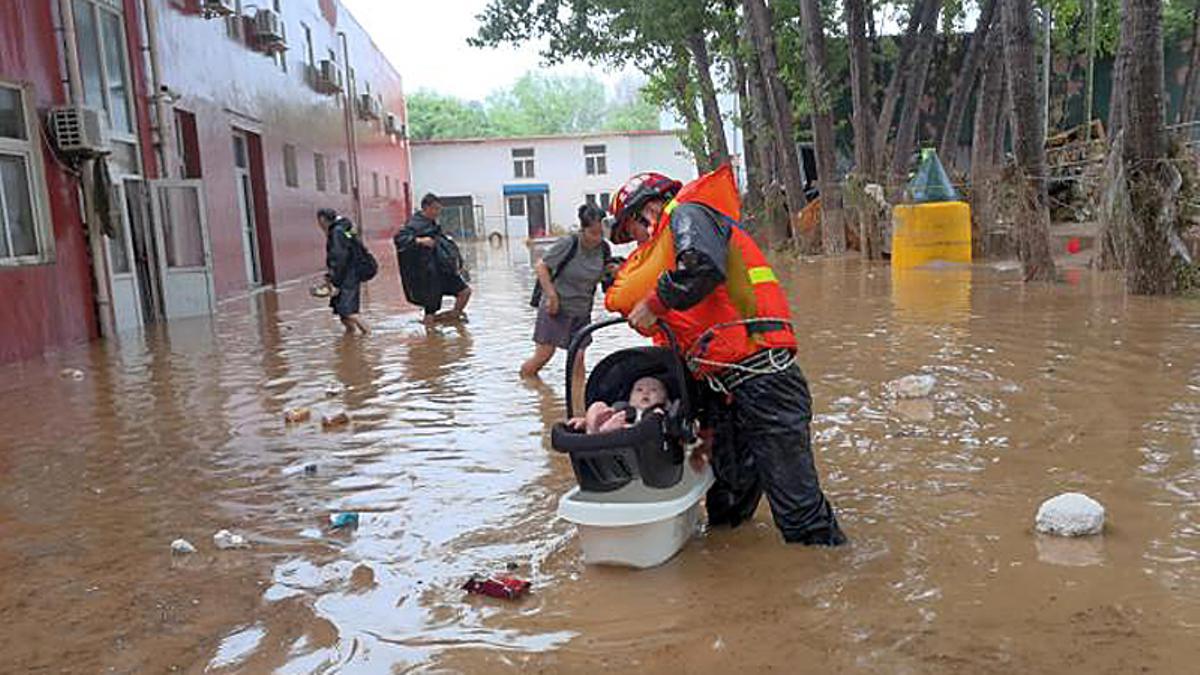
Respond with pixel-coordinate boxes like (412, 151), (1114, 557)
(629, 377), (668, 409)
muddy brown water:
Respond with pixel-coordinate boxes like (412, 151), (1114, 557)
(1, 243), (1198, 674)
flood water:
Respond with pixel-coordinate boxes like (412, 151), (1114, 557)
(1, 242), (1198, 674)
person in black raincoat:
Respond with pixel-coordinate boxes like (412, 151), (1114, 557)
(394, 193), (472, 325)
(319, 208), (369, 335)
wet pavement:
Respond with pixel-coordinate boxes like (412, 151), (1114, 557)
(1, 242), (1198, 674)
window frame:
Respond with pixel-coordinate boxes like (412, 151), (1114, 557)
(313, 152), (326, 192)
(337, 159), (348, 195)
(74, 0), (137, 143)
(282, 143), (298, 188)
(584, 144), (607, 176)
(0, 81), (55, 266)
(511, 147), (535, 179)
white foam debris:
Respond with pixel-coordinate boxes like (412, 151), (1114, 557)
(889, 374), (937, 399)
(1035, 493), (1105, 537)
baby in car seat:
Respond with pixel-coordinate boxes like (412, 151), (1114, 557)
(569, 376), (669, 434)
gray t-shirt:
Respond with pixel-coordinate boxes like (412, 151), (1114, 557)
(541, 234), (606, 318)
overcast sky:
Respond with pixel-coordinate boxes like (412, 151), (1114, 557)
(341, 0), (624, 101)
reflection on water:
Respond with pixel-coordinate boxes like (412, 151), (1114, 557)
(1, 244), (1198, 673)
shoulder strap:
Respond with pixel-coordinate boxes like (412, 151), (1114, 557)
(601, 239), (613, 263)
(551, 234), (580, 279)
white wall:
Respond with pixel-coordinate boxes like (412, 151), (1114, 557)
(411, 132), (698, 238)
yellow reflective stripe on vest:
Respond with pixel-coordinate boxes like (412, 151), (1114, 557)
(747, 266), (777, 285)
(663, 199), (679, 216)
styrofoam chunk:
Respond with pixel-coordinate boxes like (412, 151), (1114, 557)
(1035, 492), (1105, 537)
(890, 374), (937, 399)
(213, 529), (249, 550)
(170, 538), (197, 555)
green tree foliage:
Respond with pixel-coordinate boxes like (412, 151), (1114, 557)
(406, 91), (493, 141)
(407, 72), (660, 140)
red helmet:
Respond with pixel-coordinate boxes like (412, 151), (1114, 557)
(609, 172), (682, 243)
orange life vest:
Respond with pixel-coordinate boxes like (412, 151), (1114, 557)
(605, 165), (796, 375)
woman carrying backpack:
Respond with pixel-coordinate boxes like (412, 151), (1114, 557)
(520, 204), (615, 388)
(319, 207), (372, 335)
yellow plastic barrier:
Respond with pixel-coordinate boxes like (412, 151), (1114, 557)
(891, 201), (972, 269)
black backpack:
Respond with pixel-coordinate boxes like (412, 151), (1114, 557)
(351, 232), (378, 282)
(529, 235), (613, 308)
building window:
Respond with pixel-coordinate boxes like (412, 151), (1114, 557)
(225, 0), (245, 42)
(302, 22), (314, 75)
(173, 109), (202, 178)
(584, 144), (607, 175)
(283, 144), (298, 187)
(507, 196), (525, 217)
(372, 171), (379, 198)
(74, 0), (135, 137)
(338, 159), (348, 194)
(0, 83), (52, 265)
(512, 148), (534, 178)
(272, 0), (287, 72)
(313, 153), (327, 192)
(584, 192), (611, 211)
(385, 175), (391, 198)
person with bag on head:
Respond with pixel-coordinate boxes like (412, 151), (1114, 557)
(318, 207), (372, 335)
(394, 193), (472, 326)
(520, 204), (617, 391)
(604, 165), (846, 547)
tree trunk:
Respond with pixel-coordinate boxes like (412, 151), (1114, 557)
(1001, 0), (1057, 281)
(939, 0), (998, 168)
(669, 54), (712, 175)
(845, 0), (883, 259)
(743, 15), (790, 243)
(1177, 1), (1200, 124)
(686, 30), (731, 168)
(1122, 0), (1176, 294)
(996, 54), (1014, 165)
(846, 0), (876, 179)
(1041, 5), (1052, 139)
(875, 0), (931, 171)
(971, 32), (1005, 257)
(1108, 2), (1132, 139)
(732, 34), (762, 214)
(890, 0), (942, 191)
(798, 0), (844, 254)
(1084, 0), (1097, 137)
(744, 0), (808, 223)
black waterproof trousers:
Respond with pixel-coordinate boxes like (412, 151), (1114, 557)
(702, 364), (847, 546)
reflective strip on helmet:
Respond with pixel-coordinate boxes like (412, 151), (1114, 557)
(747, 266), (778, 285)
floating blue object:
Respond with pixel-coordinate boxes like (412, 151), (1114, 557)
(330, 512), (360, 530)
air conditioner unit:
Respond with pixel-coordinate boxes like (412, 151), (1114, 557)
(254, 9), (286, 50)
(200, 0), (236, 18)
(315, 59), (343, 94)
(48, 106), (109, 157)
(357, 93), (380, 121)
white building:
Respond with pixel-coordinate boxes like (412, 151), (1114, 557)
(410, 130), (698, 239)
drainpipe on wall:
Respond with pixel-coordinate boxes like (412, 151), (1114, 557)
(338, 32), (364, 230)
(58, 0), (116, 340)
(139, 0), (174, 177)
(400, 91), (412, 217)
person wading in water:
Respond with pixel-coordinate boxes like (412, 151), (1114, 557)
(394, 193), (472, 326)
(605, 166), (846, 546)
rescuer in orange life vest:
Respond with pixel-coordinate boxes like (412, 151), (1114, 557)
(605, 166), (846, 546)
